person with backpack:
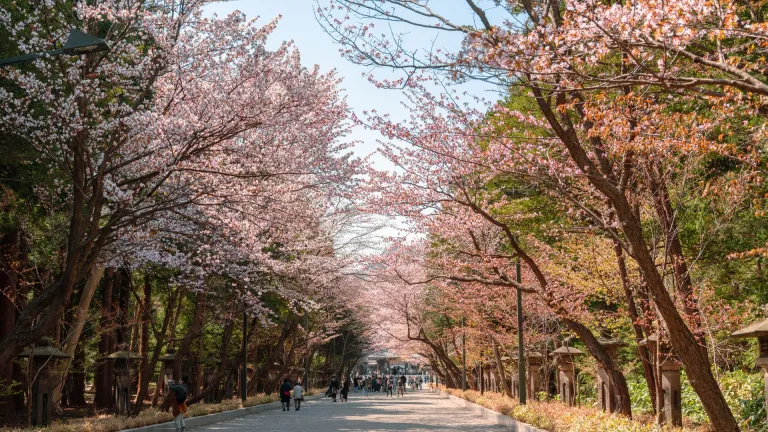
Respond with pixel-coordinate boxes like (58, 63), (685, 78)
(280, 378), (293, 412)
(167, 377), (189, 432)
(293, 381), (304, 411)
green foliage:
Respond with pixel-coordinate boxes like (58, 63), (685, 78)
(626, 374), (653, 414)
(627, 369), (766, 429)
(720, 370), (766, 431)
(577, 371), (597, 406)
(0, 379), (21, 399)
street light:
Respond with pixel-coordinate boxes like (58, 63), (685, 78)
(0, 29), (110, 68)
(304, 311), (309, 388)
(462, 316), (467, 391)
(517, 256), (527, 404)
(241, 304), (247, 403)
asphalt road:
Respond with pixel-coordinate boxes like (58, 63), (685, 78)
(192, 389), (507, 431)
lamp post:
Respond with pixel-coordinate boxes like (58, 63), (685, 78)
(516, 256), (526, 404)
(0, 29), (110, 68)
(241, 304), (247, 403)
(304, 312), (310, 388)
(462, 316), (467, 391)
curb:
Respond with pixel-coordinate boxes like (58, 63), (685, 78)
(446, 394), (545, 432)
(122, 394), (324, 431)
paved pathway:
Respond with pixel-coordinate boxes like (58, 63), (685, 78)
(193, 390), (506, 431)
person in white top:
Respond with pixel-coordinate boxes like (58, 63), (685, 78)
(293, 383), (304, 411)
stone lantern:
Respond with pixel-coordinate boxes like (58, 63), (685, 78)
(640, 335), (682, 426)
(101, 351), (143, 415)
(158, 347), (177, 395)
(525, 351), (544, 400)
(224, 364), (235, 399)
(18, 338), (71, 427)
(377, 358), (388, 374)
(596, 337), (627, 412)
(198, 357), (221, 403)
(294, 367), (305, 385)
(732, 310), (768, 425)
(550, 347), (584, 406)
(268, 362), (281, 383)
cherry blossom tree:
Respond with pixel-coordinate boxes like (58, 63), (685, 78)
(319, 1), (767, 428)
(0, 0), (360, 373)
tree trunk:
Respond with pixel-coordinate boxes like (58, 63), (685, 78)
(419, 336), (461, 388)
(529, 86), (739, 431)
(95, 268), (116, 409)
(0, 141), (108, 369)
(129, 302), (141, 352)
(132, 270), (155, 413)
(115, 269), (129, 349)
(68, 342), (87, 405)
(613, 240), (657, 412)
(0, 229), (20, 418)
(250, 314), (298, 396)
(52, 265), (105, 407)
(134, 288), (176, 411)
(168, 291), (184, 344)
(186, 318), (235, 406)
(621, 203), (737, 429)
(647, 163), (702, 337)
(160, 292), (205, 412)
(563, 318), (632, 416)
(492, 339), (512, 396)
(173, 292), (205, 380)
(246, 317), (259, 396)
(150, 290), (181, 407)
(259, 315), (299, 396)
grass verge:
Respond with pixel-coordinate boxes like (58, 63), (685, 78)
(442, 388), (707, 432)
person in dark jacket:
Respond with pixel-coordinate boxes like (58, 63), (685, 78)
(328, 376), (339, 402)
(279, 378), (293, 412)
(167, 377), (189, 432)
(341, 379), (350, 402)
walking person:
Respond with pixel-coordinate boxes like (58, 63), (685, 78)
(280, 378), (293, 412)
(386, 376), (394, 397)
(353, 376), (359, 393)
(397, 374), (406, 397)
(293, 381), (304, 411)
(167, 377), (189, 432)
(364, 376), (371, 396)
(341, 378), (350, 402)
(329, 376), (339, 402)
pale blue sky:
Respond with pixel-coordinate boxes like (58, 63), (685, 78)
(204, 0), (502, 170)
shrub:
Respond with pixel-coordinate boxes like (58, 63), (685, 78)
(442, 387), (703, 432)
